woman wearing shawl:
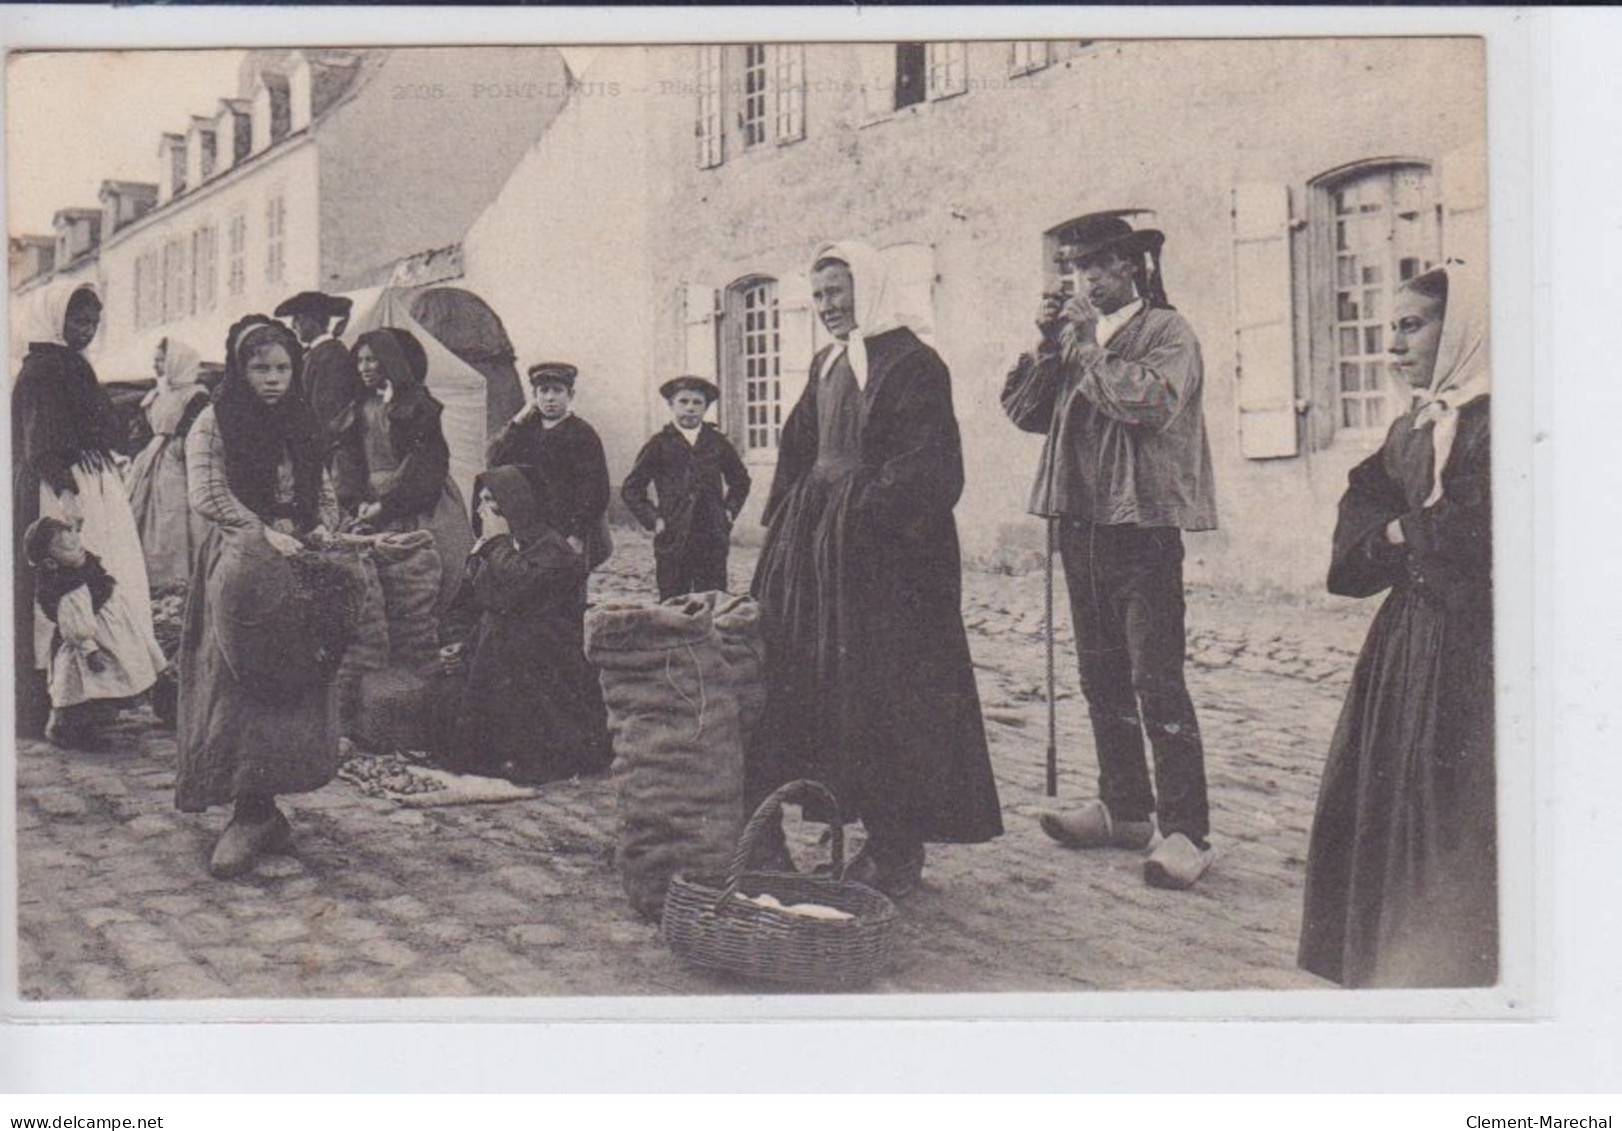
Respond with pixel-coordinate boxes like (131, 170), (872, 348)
(336, 327), (473, 616)
(11, 281), (161, 737)
(1298, 264), (1497, 988)
(125, 337), (210, 588)
(750, 240), (1003, 897)
(177, 316), (342, 879)
(438, 464), (610, 785)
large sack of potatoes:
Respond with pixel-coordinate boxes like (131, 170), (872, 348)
(586, 596), (761, 921)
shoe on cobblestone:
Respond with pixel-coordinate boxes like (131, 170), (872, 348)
(1039, 801), (1153, 850)
(208, 808), (293, 879)
(1143, 832), (1215, 890)
(842, 839), (925, 899)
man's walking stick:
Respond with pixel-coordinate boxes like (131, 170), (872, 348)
(1045, 514), (1058, 797)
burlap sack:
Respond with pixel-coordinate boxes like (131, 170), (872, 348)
(585, 599), (746, 921)
(209, 529), (363, 703)
(372, 530), (443, 675)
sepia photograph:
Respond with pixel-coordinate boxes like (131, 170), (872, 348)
(5, 33), (1503, 1009)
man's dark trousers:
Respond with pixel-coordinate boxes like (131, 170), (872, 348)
(655, 536), (730, 601)
(1059, 519), (1210, 844)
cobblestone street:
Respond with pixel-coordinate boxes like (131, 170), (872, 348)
(13, 531), (1375, 1000)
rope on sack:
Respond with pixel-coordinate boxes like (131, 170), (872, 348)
(663, 641), (708, 742)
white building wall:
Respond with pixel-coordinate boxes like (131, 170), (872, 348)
(459, 47), (656, 502)
(90, 140), (322, 380)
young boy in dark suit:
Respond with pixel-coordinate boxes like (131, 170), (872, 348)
(621, 376), (750, 600)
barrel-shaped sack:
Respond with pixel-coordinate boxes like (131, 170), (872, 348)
(710, 593), (766, 758)
(334, 549), (389, 734)
(585, 599), (746, 921)
(209, 528), (365, 704)
(372, 530), (443, 675)
(663, 592), (767, 758)
(354, 665), (432, 753)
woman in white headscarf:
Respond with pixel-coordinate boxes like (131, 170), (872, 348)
(11, 281), (162, 741)
(1299, 263), (1496, 988)
(748, 240), (1003, 898)
(125, 337), (210, 588)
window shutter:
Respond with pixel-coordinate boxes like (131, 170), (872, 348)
(777, 273), (816, 415)
(928, 43), (968, 99)
(695, 46), (725, 169)
(881, 242), (938, 348)
(1440, 139), (1488, 269)
(773, 44), (806, 144)
(857, 43), (897, 123)
(1231, 182), (1299, 459)
(682, 284), (720, 385)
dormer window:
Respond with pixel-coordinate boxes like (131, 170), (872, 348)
(251, 75), (290, 152)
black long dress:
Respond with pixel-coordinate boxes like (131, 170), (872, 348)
(750, 328), (1003, 845)
(1298, 398), (1496, 988)
(441, 465), (610, 784)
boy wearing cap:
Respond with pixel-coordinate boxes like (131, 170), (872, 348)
(621, 376), (750, 601)
(486, 361), (611, 564)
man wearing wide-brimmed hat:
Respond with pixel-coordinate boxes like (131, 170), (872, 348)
(1002, 210), (1218, 890)
(274, 291), (356, 459)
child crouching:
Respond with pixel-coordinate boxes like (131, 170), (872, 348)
(25, 516), (165, 746)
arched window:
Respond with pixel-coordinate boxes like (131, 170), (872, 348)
(1311, 159), (1439, 435)
(719, 276), (782, 453)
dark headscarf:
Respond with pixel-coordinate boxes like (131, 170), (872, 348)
(213, 315), (323, 530)
(353, 326), (444, 446)
(353, 327), (428, 394)
(473, 464), (561, 547)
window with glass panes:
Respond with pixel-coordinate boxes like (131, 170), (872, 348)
(741, 280), (781, 451)
(1329, 164), (1438, 434)
(742, 44), (769, 148)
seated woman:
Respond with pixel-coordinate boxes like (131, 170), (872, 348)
(338, 327), (473, 616)
(439, 464), (610, 785)
(177, 315), (343, 879)
(1298, 263), (1496, 988)
(125, 336), (209, 588)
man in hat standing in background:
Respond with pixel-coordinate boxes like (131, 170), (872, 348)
(1001, 211), (1219, 890)
(275, 290), (356, 462)
(486, 361), (612, 568)
(621, 375), (750, 601)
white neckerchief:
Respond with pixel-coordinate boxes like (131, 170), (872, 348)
(1097, 296), (1144, 348)
(541, 410), (572, 430)
(676, 422), (703, 446)
(809, 239), (901, 391)
(1411, 264), (1490, 508)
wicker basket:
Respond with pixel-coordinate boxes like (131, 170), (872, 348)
(662, 780), (898, 988)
